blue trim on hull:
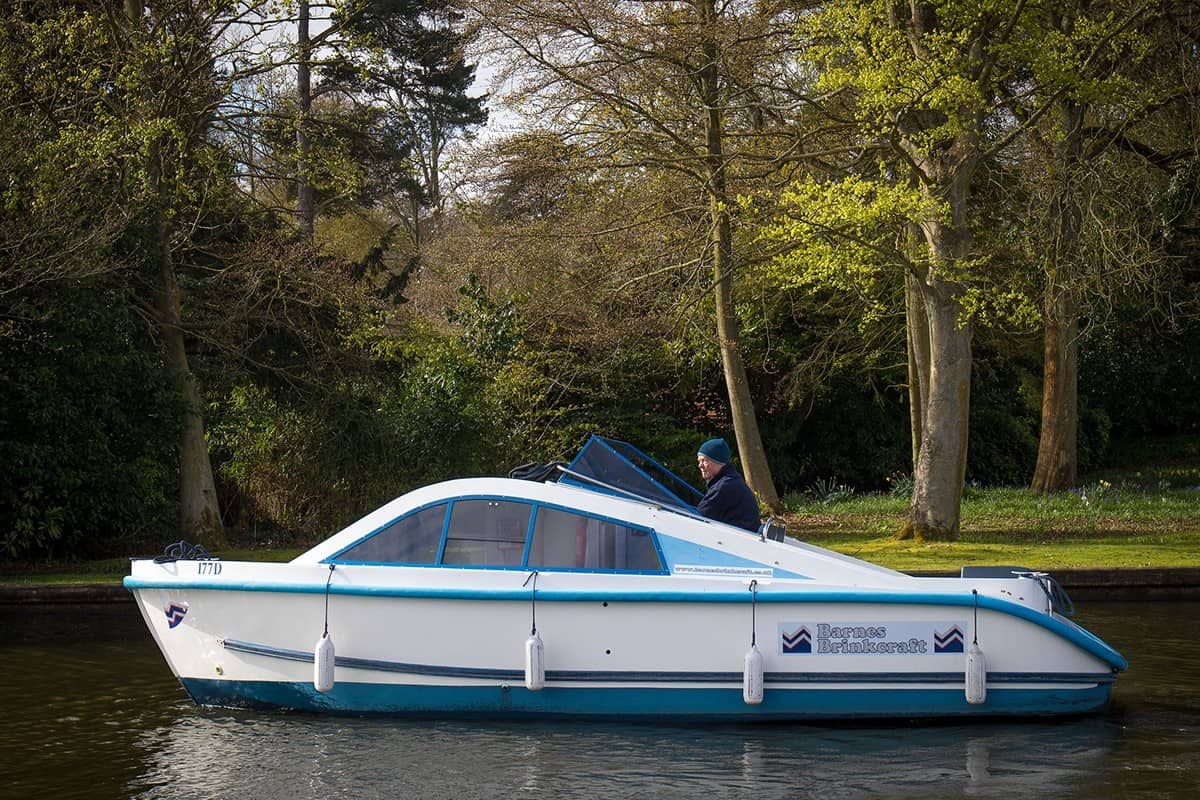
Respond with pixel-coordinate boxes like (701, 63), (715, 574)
(222, 638), (1116, 687)
(178, 678), (1114, 721)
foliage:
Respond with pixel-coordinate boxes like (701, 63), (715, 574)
(758, 375), (910, 494)
(759, 176), (934, 316)
(323, 0), (489, 219)
(0, 291), (180, 560)
(808, 477), (855, 505)
(209, 271), (573, 540)
(1082, 317), (1200, 438)
(965, 340), (1040, 486)
(886, 472), (914, 498)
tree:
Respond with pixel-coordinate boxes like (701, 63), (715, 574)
(771, 0), (1090, 539)
(423, 133), (730, 469)
(0, 0), (266, 550)
(282, 0), (490, 252)
(0, 1), (180, 559)
(469, 0), (807, 511)
(114, 0), (229, 548)
(767, 0), (1200, 526)
(330, 0), (487, 232)
(776, 1), (989, 539)
(1015, 0), (1196, 492)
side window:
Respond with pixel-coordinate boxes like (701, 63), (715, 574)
(334, 504), (447, 564)
(441, 499), (532, 567)
(527, 507), (662, 572)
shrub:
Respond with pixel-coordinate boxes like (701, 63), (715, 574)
(0, 292), (179, 560)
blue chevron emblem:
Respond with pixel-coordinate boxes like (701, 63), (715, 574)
(165, 602), (188, 629)
(782, 626), (813, 653)
(934, 626), (965, 653)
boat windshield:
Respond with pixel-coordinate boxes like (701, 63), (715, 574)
(561, 436), (703, 512)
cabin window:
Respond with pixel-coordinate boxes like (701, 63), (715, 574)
(526, 507), (662, 572)
(334, 503), (447, 564)
(440, 499), (532, 567)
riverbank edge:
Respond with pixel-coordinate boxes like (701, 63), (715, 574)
(3, 567), (1199, 604)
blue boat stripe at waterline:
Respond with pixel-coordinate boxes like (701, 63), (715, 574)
(220, 638), (1114, 686)
(178, 678), (1116, 720)
(127, 575), (1128, 670)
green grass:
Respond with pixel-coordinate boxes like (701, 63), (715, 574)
(784, 530), (1200, 571)
(783, 458), (1200, 571)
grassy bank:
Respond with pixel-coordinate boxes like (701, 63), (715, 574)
(783, 454), (1200, 571)
(4, 442), (1199, 585)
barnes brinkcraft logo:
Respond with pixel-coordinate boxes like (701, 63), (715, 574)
(782, 626), (813, 653)
(934, 626), (966, 653)
(165, 602), (188, 629)
(778, 621), (967, 655)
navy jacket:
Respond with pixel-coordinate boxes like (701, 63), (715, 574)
(697, 464), (760, 533)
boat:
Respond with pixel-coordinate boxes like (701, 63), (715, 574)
(126, 435), (1126, 721)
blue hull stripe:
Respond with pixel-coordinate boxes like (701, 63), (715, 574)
(178, 678), (1114, 720)
(222, 638), (1114, 686)
(127, 577), (1126, 671)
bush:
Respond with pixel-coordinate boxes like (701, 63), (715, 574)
(967, 407), (1038, 487)
(0, 292), (180, 560)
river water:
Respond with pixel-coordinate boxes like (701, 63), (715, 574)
(0, 599), (1196, 799)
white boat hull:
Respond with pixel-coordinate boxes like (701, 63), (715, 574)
(128, 561), (1119, 720)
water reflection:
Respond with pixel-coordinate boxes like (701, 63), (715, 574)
(122, 709), (1130, 800)
(1, 601), (1196, 800)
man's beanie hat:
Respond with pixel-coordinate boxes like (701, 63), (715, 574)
(698, 437), (731, 464)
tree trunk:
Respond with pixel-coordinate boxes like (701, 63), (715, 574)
(297, 0), (315, 239)
(1031, 289), (1079, 492)
(151, 173), (226, 550)
(697, 0), (780, 513)
(427, 126), (444, 233)
(1031, 98), (1085, 493)
(713, 201), (780, 512)
(125, 0), (224, 549)
(905, 269), (931, 475)
(899, 154), (976, 541)
(411, 193), (422, 250)
(903, 288), (972, 540)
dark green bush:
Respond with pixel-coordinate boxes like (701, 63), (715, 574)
(0, 292), (179, 560)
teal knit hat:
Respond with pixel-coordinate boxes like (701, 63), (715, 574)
(698, 437), (731, 464)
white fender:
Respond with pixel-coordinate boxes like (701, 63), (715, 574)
(743, 644), (764, 705)
(525, 632), (545, 691)
(965, 641), (987, 705)
(314, 633), (335, 693)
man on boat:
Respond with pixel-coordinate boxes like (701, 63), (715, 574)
(696, 437), (760, 533)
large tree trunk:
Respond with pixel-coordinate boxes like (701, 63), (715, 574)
(151, 172), (226, 550)
(1032, 98), (1085, 493)
(899, 151), (976, 541)
(903, 288), (973, 540)
(697, 0), (780, 513)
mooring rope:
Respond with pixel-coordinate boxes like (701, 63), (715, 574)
(323, 563), (335, 637)
(523, 570), (539, 635)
